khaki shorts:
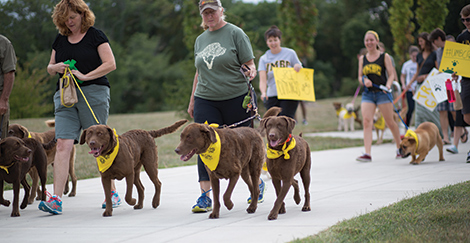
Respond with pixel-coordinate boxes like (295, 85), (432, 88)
(54, 85), (110, 143)
(0, 107), (10, 139)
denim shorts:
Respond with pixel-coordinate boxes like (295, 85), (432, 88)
(54, 85), (110, 143)
(361, 90), (392, 105)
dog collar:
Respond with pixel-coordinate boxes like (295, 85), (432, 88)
(267, 136), (296, 160)
(0, 163), (14, 174)
(27, 132), (32, 138)
(404, 129), (419, 155)
(96, 129), (119, 173)
(200, 122), (221, 171)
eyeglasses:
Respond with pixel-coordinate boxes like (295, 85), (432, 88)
(461, 17), (470, 23)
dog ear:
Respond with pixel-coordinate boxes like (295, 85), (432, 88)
(18, 125), (28, 139)
(259, 117), (270, 133)
(79, 129), (87, 145)
(283, 116), (296, 133)
(207, 126), (217, 144)
(107, 126), (117, 148)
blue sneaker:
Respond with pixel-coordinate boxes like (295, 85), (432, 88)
(38, 195), (62, 215)
(446, 145), (458, 154)
(192, 189), (212, 213)
(102, 190), (122, 208)
(247, 179), (266, 204)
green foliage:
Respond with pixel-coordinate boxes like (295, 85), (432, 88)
(9, 60), (53, 119)
(388, 0), (415, 66)
(415, 0), (450, 34)
(278, 0), (318, 65)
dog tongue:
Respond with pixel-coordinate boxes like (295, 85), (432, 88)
(89, 148), (101, 157)
(270, 139), (281, 147)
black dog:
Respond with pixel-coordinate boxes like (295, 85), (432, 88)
(0, 137), (53, 217)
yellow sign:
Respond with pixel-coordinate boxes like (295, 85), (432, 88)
(440, 41), (470, 78)
(272, 68), (315, 101)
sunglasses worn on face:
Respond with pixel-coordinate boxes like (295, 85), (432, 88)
(461, 17), (470, 23)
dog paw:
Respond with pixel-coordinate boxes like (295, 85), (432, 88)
(0, 200), (10, 207)
(268, 212), (278, 220)
(302, 205), (311, 212)
(133, 204), (143, 210)
(279, 203), (286, 214)
(293, 194), (301, 205)
(103, 210), (113, 217)
(127, 198), (136, 206)
(246, 205), (257, 214)
(152, 200), (159, 209)
(10, 211), (20, 217)
(224, 200), (234, 210)
(68, 192), (76, 197)
(209, 212), (219, 219)
(20, 202), (27, 210)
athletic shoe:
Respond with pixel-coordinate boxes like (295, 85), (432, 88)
(396, 149), (403, 159)
(102, 190), (122, 208)
(247, 179), (266, 204)
(192, 189), (212, 213)
(302, 119), (308, 125)
(467, 150), (470, 163)
(38, 195), (62, 215)
(356, 154), (371, 162)
(446, 145), (458, 154)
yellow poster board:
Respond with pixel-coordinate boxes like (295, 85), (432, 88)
(272, 67), (315, 101)
(440, 41), (470, 78)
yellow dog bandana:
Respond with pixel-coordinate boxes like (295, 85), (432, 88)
(27, 132), (32, 138)
(337, 107), (357, 119)
(96, 129), (119, 173)
(200, 122), (221, 171)
(404, 129), (419, 155)
(267, 135), (296, 160)
(374, 115), (385, 130)
(0, 163), (14, 174)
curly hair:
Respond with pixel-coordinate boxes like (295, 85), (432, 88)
(417, 32), (433, 53)
(52, 0), (95, 36)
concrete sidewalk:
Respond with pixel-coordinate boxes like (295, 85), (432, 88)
(1, 132), (469, 243)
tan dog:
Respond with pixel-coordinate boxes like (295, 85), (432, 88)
(174, 108), (280, 219)
(399, 122), (445, 165)
(260, 113), (311, 220)
(80, 119), (187, 216)
(8, 121), (77, 203)
(373, 108), (386, 145)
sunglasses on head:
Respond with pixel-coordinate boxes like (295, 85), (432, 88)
(462, 17), (470, 23)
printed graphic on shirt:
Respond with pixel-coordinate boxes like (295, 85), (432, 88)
(196, 43), (227, 69)
(363, 63), (382, 76)
(265, 60), (292, 72)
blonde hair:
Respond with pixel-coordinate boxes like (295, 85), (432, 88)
(200, 7), (226, 30)
(52, 0), (95, 36)
(365, 30), (380, 50)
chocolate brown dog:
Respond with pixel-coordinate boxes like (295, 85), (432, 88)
(80, 120), (187, 217)
(260, 114), (311, 220)
(8, 121), (77, 203)
(0, 137), (52, 217)
(399, 122), (445, 165)
(174, 108), (280, 219)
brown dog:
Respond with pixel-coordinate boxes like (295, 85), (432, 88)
(174, 108), (280, 219)
(8, 121), (77, 203)
(0, 137), (53, 216)
(260, 114), (311, 220)
(399, 122), (445, 165)
(80, 119), (187, 217)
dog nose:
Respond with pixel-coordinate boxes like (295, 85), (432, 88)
(174, 148), (180, 154)
(268, 133), (275, 139)
(90, 141), (95, 146)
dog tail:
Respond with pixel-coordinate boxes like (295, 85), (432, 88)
(263, 107), (282, 118)
(43, 138), (57, 151)
(148, 119), (188, 138)
(45, 120), (55, 128)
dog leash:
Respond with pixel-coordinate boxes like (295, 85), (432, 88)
(363, 76), (409, 130)
(64, 66), (100, 124)
(350, 85), (361, 104)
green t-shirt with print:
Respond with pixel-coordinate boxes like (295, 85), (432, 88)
(194, 23), (254, 101)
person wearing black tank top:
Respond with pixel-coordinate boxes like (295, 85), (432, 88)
(356, 30), (402, 162)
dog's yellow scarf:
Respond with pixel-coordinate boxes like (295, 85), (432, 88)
(374, 115), (385, 130)
(0, 163), (14, 174)
(267, 135), (296, 160)
(200, 122), (221, 171)
(404, 129), (419, 155)
(96, 129), (119, 173)
(337, 107), (356, 119)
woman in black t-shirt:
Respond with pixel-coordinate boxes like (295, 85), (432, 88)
(39, 0), (118, 215)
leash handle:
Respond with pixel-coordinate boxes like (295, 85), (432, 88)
(66, 67), (100, 124)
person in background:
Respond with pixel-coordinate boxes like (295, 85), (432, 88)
(406, 32), (441, 136)
(39, 0), (117, 215)
(400, 45), (419, 127)
(356, 30), (402, 162)
(258, 25), (303, 119)
(379, 42), (398, 82)
(429, 28), (455, 144)
(453, 3), (470, 162)
(0, 35), (16, 139)
(187, 0), (265, 213)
